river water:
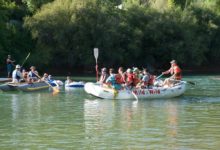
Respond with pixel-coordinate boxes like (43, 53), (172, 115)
(0, 76), (220, 149)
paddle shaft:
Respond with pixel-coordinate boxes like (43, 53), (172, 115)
(132, 91), (139, 101)
(32, 71), (59, 92)
(94, 48), (99, 82)
(21, 52), (31, 67)
(156, 74), (163, 80)
(186, 81), (196, 85)
(172, 79), (196, 86)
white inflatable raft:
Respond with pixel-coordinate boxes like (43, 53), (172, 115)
(84, 81), (187, 100)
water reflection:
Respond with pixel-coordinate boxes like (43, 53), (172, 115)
(83, 98), (183, 149)
(1, 75), (220, 149)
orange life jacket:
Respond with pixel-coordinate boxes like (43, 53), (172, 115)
(126, 73), (134, 86)
(148, 75), (155, 85)
(133, 74), (140, 86)
(173, 65), (182, 80)
(115, 74), (125, 84)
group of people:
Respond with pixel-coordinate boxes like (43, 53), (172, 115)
(6, 54), (182, 88)
(6, 54), (53, 84)
(98, 60), (182, 90)
(11, 64), (51, 84)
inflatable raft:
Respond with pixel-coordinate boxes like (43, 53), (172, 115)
(84, 81), (187, 100)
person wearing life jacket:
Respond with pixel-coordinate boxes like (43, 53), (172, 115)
(115, 67), (126, 85)
(106, 68), (122, 90)
(28, 66), (39, 82)
(132, 67), (141, 87)
(125, 68), (134, 89)
(136, 68), (155, 88)
(162, 60), (182, 87)
(12, 65), (23, 83)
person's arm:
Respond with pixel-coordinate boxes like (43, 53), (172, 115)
(162, 68), (171, 75)
(7, 58), (15, 63)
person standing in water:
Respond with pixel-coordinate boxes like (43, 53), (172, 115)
(6, 55), (15, 78)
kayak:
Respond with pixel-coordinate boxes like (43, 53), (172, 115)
(84, 81), (187, 100)
(16, 82), (49, 92)
(65, 81), (84, 88)
(49, 80), (64, 87)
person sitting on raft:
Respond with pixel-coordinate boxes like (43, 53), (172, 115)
(21, 69), (28, 82)
(12, 65), (23, 83)
(41, 73), (49, 81)
(132, 67), (141, 86)
(125, 68), (134, 89)
(28, 66), (39, 82)
(115, 67), (126, 85)
(65, 76), (72, 85)
(162, 60), (182, 87)
(99, 67), (108, 84)
(105, 68), (122, 90)
(136, 68), (155, 88)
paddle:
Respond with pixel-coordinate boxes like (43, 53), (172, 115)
(32, 72), (60, 93)
(186, 81), (196, 85)
(94, 48), (99, 82)
(173, 79), (196, 86)
(156, 74), (163, 80)
(132, 90), (139, 101)
(21, 52), (31, 67)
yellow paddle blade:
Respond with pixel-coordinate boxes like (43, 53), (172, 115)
(52, 87), (60, 94)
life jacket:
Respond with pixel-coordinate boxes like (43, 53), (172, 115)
(133, 74), (140, 86)
(115, 74), (125, 84)
(16, 71), (21, 80)
(106, 74), (116, 85)
(173, 65), (182, 80)
(148, 75), (155, 85)
(28, 71), (37, 78)
(126, 73), (134, 86)
(142, 74), (154, 86)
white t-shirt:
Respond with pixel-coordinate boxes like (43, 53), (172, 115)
(12, 70), (22, 83)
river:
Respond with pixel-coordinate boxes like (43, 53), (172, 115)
(0, 75), (220, 149)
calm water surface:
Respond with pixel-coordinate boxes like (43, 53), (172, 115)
(0, 76), (220, 150)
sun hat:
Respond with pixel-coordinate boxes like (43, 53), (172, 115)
(16, 64), (21, 69)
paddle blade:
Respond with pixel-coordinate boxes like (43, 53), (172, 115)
(187, 81), (196, 85)
(93, 48), (99, 61)
(52, 87), (60, 95)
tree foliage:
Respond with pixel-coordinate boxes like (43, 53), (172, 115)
(1, 0), (220, 75)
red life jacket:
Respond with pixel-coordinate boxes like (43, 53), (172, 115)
(173, 65), (182, 80)
(115, 74), (125, 84)
(126, 73), (134, 86)
(133, 74), (140, 86)
(148, 75), (155, 85)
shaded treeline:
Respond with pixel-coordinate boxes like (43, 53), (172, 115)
(0, 0), (220, 75)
